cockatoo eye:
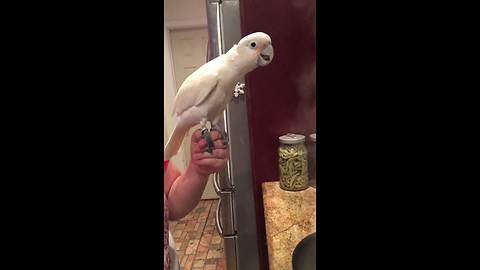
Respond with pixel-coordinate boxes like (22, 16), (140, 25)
(249, 41), (257, 48)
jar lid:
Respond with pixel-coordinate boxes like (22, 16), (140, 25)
(279, 133), (305, 144)
(309, 133), (316, 142)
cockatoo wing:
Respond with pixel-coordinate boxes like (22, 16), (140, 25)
(172, 59), (222, 117)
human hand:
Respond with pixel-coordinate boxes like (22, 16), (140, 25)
(189, 129), (229, 176)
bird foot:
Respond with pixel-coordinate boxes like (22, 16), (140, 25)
(234, 83), (245, 98)
(200, 128), (215, 153)
(211, 125), (228, 149)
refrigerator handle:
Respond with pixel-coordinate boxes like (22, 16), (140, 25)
(213, 171), (221, 194)
(214, 196), (225, 237)
(213, 171), (226, 237)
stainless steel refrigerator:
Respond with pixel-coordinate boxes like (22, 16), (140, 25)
(205, 1), (261, 269)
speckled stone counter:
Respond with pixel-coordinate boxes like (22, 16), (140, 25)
(262, 181), (316, 270)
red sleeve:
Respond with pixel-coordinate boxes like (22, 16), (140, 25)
(164, 159), (169, 170)
(164, 147), (169, 171)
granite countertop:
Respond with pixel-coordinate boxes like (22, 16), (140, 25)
(262, 181), (316, 270)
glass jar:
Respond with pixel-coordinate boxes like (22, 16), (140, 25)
(307, 133), (316, 188)
(278, 133), (309, 191)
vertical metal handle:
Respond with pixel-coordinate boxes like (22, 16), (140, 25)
(213, 171), (225, 237)
(207, 0), (233, 241)
(213, 172), (221, 193)
(214, 195), (225, 237)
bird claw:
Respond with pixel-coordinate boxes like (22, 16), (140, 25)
(200, 129), (214, 153)
(211, 125), (228, 148)
(199, 125), (228, 153)
(234, 83), (245, 98)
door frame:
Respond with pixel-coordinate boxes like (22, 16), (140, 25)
(164, 19), (207, 172)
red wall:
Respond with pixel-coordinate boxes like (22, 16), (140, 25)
(239, 0), (316, 269)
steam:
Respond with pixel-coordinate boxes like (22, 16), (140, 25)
(291, 1), (316, 38)
(288, 1), (316, 137)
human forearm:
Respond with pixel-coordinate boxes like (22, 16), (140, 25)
(165, 129), (228, 221)
(166, 161), (210, 221)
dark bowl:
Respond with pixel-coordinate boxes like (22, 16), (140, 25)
(292, 232), (316, 270)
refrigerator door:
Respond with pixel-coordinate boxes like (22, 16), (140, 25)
(213, 179), (235, 237)
(212, 181), (238, 269)
(206, 1), (261, 269)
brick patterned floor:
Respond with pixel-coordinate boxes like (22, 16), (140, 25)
(169, 199), (226, 270)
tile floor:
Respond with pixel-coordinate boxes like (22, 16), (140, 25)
(169, 199), (226, 270)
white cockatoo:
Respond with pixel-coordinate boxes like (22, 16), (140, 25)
(164, 32), (274, 160)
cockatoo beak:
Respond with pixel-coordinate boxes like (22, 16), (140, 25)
(258, 44), (274, 66)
